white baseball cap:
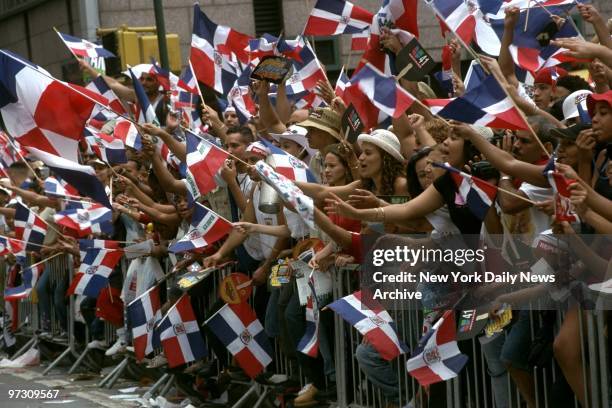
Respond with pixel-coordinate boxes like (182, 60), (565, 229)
(562, 90), (592, 123)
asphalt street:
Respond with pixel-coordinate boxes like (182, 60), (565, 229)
(0, 365), (142, 408)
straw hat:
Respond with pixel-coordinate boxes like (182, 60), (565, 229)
(298, 107), (341, 141)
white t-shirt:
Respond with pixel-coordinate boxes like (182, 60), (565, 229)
(426, 206), (461, 240)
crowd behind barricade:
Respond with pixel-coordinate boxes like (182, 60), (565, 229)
(0, 1), (611, 407)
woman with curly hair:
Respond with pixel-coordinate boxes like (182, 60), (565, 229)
(296, 129), (408, 206)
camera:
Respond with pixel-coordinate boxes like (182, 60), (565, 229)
(471, 161), (500, 181)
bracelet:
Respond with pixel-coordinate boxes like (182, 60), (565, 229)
(499, 176), (512, 182)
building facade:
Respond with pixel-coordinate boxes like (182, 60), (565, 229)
(0, 0), (610, 81)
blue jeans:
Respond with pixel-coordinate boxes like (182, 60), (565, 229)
(501, 310), (532, 372)
(36, 266), (68, 331)
(355, 342), (399, 403)
(481, 332), (511, 408)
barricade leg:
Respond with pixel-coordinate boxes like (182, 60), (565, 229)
(68, 348), (91, 374)
(42, 347), (72, 375)
(10, 337), (37, 360)
(230, 383), (258, 408)
(103, 356), (129, 389)
(251, 388), (269, 408)
(142, 373), (170, 400)
(158, 374), (175, 397)
(98, 357), (125, 387)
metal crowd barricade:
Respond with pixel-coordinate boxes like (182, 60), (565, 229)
(332, 265), (611, 408)
(42, 254), (78, 375)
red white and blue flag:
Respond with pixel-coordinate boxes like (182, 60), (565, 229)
(259, 138), (317, 182)
(177, 64), (199, 94)
(425, 75), (529, 131)
(169, 202), (231, 253)
(546, 171), (579, 223)
(407, 311), (468, 386)
(228, 65), (256, 124)
(429, 0), (500, 56)
(27, 147), (111, 208)
(351, 29), (370, 51)
(433, 45), (454, 97)
(297, 273), (319, 357)
(4, 262), (44, 301)
(44, 175), (80, 198)
(344, 63), (415, 129)
(78, 238), (120, 260)
(84, 127), (127, 165)
(328, 290), (408, 361)
(85, 76), (127, 128)
(129, 67), (159, 125)
(335, 66), (350, 99)
(14, 202), (47, 252)
(0, 50), (109, 162)
(112, 119), (142, 150)
(190, 5), (241, 96)
(304, 0), (373, 36)
(0, 236), (23, 257)
(67, 247), (123, 297)
(434, 162), (498, 221)
(54, 202), (114, 237)
(185, 131), (229, 201)
(358, 0), (418, 74)
(0, 131), (23, 167)
(205, 302), (273, 378)
(128, 284), (162, 361)
(284, 38), (327, 96)
(156, 294), (207, 368)
(56, 31), (115, 58)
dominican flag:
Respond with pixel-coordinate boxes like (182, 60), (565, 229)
(156, 294), (207, 368)
(169, 202), (232, 253)
(328, 291), (408, 361)
(113, 119), (142, 150)
(285, 38), (327, 95)
(84, 127), (127, 165)
(255, 161), (315, 229)
(56, 31), (115, 58)
(129, 67), (159, 124)
(54, 203), (113, 238)
(259, 139), (317, 182)
(67, 247), (123, 297)
(546, 171), (578, 223)
(429, 75), (529, 131)
(4, 262), (44, 301)
(185, 130), (228, 201)
(85, 75), (127, 125)
(297, 273), (319, 357)
(228, 65), (256, 124)
(0, 131), (24, 167)
(433, 44), (454, 97)
(335, 66), (350, 99)
(190, 5), (241, 96)
(128, 284), (162, 361)
(434, 162), (498, 220)
(177, 64), (199, 94)
(44, 175), (80, 198)
(428, 0), (501, 56)
(0, 235), (23, 256)
(26, 147), (111, 208)
(344, 63), (415, 129)
(246, 34), (278, 64)
(351, 29), (370, 51)
(407, 311), (468, 386)
(14, 202), (47, 252)
(304, 0), (373, 36)
(205, 302), (273, 378)
(78, 238), (120, 260)
(0, 50), (109, 162)
(357, 0), (418, 75)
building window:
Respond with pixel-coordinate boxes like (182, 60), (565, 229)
(252, 0), (283, 37)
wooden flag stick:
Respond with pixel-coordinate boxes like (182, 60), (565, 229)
(0, 234), (55, 250)
(53, 26), (81, 62)
(524, 0), (532, 32)
(188, 60), (209, 109)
